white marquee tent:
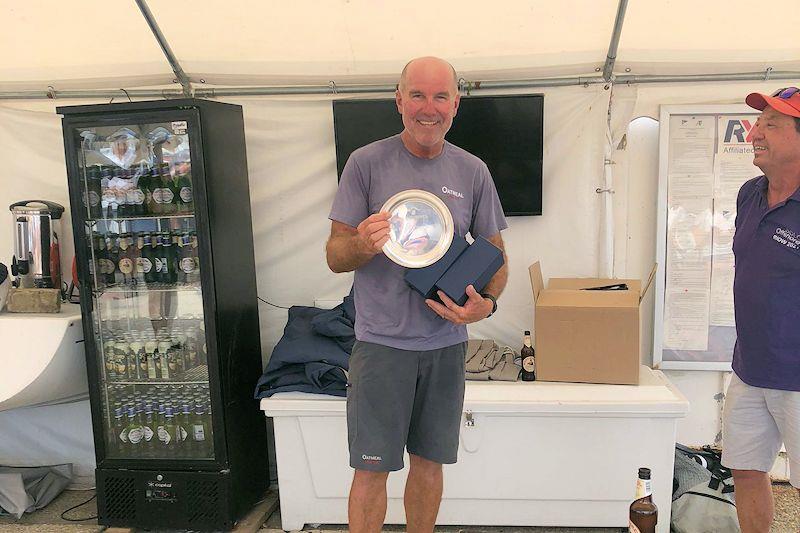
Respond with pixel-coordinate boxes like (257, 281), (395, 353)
(0, 0), (798, 483)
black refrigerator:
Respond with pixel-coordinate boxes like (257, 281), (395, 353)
(58, 99), (268, 530)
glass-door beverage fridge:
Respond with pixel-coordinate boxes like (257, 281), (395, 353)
(58, 99), (268, 530)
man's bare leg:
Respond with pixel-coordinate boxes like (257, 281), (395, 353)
(732, 469), (773, 533)
(349, 469), (389, 533)
(404, 454), (443, 533)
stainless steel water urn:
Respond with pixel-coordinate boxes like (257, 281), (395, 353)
(9, 200), (65, 289)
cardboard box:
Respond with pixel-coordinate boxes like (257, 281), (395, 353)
(528, 262), (656, 385)
(435, 237), (504, 306)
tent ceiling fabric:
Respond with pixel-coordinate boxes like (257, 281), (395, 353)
(0, 0), (797, 92)
(0, 1), (173, 90)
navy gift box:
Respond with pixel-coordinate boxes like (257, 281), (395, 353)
(404, 235), (469, 299)
(404, 235), (504, 306)
(435, 237), (504, 306)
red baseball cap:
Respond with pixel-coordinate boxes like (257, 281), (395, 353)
(746, 87), (800, 118)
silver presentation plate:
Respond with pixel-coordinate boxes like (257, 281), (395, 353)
(381, 189), (454, 268)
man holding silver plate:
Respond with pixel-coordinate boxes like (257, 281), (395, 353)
(326, 56), (508, 533)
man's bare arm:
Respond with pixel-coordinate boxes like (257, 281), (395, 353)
(326, 214), (390, 273)
(481, 233), (508, 299)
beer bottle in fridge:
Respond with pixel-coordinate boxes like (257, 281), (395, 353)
(86, 165), (103, 219)
(175, 168), (193, 213)
(114, 168), (129, 218)
(127, 168), (146, 216)
(117, 232), (135, 286)
(125, 406), (144, 453)
(112, 406), (127, 454)
(141, 401), (156, 458)
(95, 234), (113, 288)
(144, 339), (158, 380)
(157, 407), (177, 458)
(146, 165), (161, 215)
(106, 234), (122, 286)
(159, 232), (177, 285)
(100, 167), (115, 219)
(159, 163), (176, 214)
(141, 232), (157, 285)
(135, 234), (151, 286)
(192, 400), (209, 457)
(629, 467), (657, 533)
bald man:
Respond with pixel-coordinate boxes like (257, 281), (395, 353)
(326, 57), (508, 532)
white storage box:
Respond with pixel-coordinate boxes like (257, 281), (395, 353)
(261, 365), (688, 532)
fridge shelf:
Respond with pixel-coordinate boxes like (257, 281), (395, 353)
(104, 380), (211, 386)
(87, 214), (195, 223)
(94, 283), (202, 294)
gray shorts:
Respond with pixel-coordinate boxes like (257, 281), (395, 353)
(722, 372), (800, 488)
(346, 340), (467, 472)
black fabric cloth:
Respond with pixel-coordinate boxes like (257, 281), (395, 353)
(254, 294), (355, 398)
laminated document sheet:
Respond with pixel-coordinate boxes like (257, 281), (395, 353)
(656, 107), (760, 368)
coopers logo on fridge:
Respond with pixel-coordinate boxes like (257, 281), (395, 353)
(442, 186), (464, 199)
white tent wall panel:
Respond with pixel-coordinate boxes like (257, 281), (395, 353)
(0, 104), (75, 288)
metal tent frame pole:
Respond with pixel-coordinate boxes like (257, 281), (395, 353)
(603, 0), (629, 82)
(134, 0), (192, 97)
(1, 71), (797, 100)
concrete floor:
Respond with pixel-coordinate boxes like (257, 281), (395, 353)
(0, 484), (797, 532)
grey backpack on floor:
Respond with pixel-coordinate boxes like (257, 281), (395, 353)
(671, 444), (740, 533)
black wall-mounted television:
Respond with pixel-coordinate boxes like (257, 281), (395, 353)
(332, 94), (544, 216)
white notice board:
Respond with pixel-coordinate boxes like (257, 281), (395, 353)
(654, 105), (761, 371)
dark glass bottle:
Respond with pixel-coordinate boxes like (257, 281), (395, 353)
(177, 231), (199, 284)
(147, 165), (161, 215)
(128, 168), (146, 216)
(175, 168), (193, 213)
(117, 232), (136, 286)
(95, 234), (112, 287)
(142, 233), (158, 285)
(158, 232), (177, 285)
(160, 163), (176, 214)
(141, 401), (156, 458)
(116, 168), (131, 218)
(192, 401), (210, 458)
(521, 330), (536, 381)
(100, 166), (115, 219)
(86, 165), (103, 219)
(629, 467), (657, 533)
(105, 234), (122, 287)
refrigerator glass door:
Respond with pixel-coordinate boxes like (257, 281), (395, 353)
(72, 119), (215, 461)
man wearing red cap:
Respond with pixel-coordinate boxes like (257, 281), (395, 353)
(722, 87), (800, 533)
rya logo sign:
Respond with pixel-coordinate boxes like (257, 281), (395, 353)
(723, 119), (755, 144)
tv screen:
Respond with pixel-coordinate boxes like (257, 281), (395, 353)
(332, 94), (543, 216)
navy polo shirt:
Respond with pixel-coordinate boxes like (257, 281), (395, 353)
(732, 175), (800, 391)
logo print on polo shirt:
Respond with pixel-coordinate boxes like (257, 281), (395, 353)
(772, 226), (800, 251)
(441, 186), (464, 199)
(362, 454), (382, 464)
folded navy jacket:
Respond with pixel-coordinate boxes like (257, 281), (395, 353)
(254, 294), (354, 398)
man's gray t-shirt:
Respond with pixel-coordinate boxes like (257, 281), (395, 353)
(329, 134), (508, 351)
